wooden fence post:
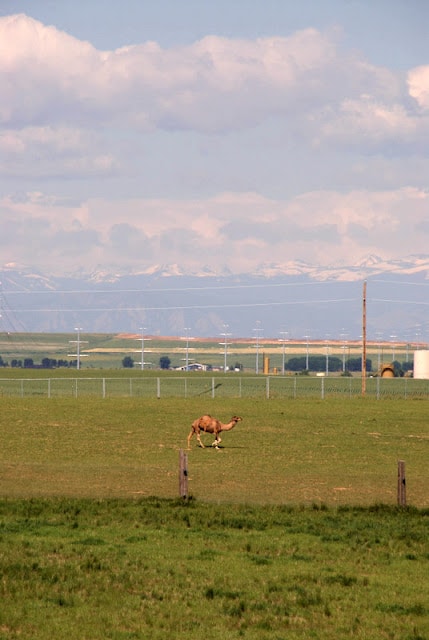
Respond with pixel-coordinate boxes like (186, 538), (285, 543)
(179, 449), (188, 500)
(397, 460), (406, 507)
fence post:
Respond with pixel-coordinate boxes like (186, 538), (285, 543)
(266, 376), (270, 399)
(179, 449), (188, 499)
(157, 377), (161, 399)
(321, 377), (325, 400)
(397, 460), (406, 507)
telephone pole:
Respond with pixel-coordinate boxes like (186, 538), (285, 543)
(362, 281), (367, 396)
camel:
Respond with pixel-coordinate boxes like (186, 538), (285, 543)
(187, 414), (242, 449)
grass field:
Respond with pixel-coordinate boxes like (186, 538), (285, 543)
(1, 498), (428, 639)
(0, 330), (416, 371)
(1, 396), (428, 506)
(1, 396), (429, 638)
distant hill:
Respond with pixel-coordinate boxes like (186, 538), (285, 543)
(1, 255), (428, 340)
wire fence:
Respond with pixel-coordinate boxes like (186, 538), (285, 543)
(1, 375), (429, 399)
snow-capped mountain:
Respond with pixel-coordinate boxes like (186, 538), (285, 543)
(1, 256), (428, 340)
(254, 255), (429, 281)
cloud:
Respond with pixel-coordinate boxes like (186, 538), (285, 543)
(408, 65), (429, 110)
(0, 12), (428, 278)
(0, 126), (118, 177)
(311, 95), (429, 152)
(0, 12), (426, 189)
(0, 14), (418, 140)
(2, 188), (428, 274)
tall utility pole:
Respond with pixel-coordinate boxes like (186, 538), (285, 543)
(181, 327), (193, 371)
(305, 335), (310, 371)
(340, 330), (348, 373)
(68, 327), (88, 370)
(325, 337), (330, 376)
(254, 321), (262, 374)
(219, 325), (231, 372)
(362, 281), (367, 396)
(136, 327), (151, 370)
(279, 331), (288, 375)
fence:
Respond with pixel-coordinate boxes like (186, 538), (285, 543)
(0, 375), (428, 399)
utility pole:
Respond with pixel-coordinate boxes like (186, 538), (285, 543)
(180, 327), (193, 371)
(254, 321), (262, 374)
(362, 281), (367, 396)
(136, 327), (151, 370)
(68, 327), (88, 370)
(279, 331), (288, 375)
(219, 325), (231, 372)
(305, 335), (310, 371)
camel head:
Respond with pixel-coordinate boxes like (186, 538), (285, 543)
(226, 416), (242, 429)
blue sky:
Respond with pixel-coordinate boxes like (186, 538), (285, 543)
(1, 0), (428, 276)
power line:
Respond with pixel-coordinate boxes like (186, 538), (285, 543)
(370, 298), (429, 306)
(2, 280), (355, 296)
(6, 297), (359, 314)
(372, 279), (429, 287)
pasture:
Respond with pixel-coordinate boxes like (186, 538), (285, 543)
(0, 330), (414, 371)
(1, 396), (429, 639)
(1, 396), (428, 506)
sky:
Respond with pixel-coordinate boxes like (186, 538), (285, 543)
(1, 0), (428, 277)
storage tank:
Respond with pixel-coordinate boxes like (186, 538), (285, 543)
(413, 350), (429, 379)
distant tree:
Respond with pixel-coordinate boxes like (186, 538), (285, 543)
(42, 358), (57, 369)
(0, 355), (7, 367)
(122, 356), (134, 368)
(11, 359), (22, 368)
(159, 356), (171, 370)
(287, 356), (307, 372)
(392, 360), (404, 377)
(23, 358), (34, 368)
(346, 357), (372, 373)
(287, 355), (342, 372)
(402, 360), (413, 374)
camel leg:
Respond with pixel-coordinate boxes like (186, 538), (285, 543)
(187, 430), (194, 449)
(212, 433), (222, 449)
(212, 435), (221, 449)
(197, 432), (205, 448)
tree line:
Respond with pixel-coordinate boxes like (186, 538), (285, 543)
(0, 356), (77, 369)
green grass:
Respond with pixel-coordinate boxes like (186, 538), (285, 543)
(0, 331), (414, 371)
(0, 498), (428, 639)
(1, 397), (428, 506)
(1, 396), (429, 638)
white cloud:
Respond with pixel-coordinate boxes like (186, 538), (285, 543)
(310, 94), (429, 151)
(0, 126), (118, 177)
(0, 14), (413, 137)
(0, 12), (428, 278)
(408, 65), (429, 110)
(2, 188), (428, 274)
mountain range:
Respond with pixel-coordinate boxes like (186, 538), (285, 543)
(1, 255), (428, 342)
